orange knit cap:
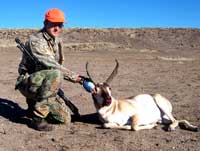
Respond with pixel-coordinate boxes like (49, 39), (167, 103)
(45, 8), (65, 23)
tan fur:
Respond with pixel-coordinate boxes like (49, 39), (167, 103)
(87, 60), (198, 132)
(94, 92), (199, 132)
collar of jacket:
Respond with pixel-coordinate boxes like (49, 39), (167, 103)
(42, 28), (56, 47)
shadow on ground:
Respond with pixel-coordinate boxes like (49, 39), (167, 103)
(0, 98), (101, 127)
(72, 112), (102, 125)
(0, 98), (31, 125)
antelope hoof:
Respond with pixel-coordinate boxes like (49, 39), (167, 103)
(192, 126), (199, 132)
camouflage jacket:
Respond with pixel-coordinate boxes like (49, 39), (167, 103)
(18, 29), (79, 82)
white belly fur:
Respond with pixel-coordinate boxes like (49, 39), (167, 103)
(98, 105), (131, 126)
(131, 94), (161, 125)
(98, 94), (162, 126)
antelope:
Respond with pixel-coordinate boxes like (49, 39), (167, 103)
(86, 59), (199, 132)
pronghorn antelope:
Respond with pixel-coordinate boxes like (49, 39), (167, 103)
(86, 60), (199, 132)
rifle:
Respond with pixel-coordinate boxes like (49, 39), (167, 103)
(15, 37), (80, 117)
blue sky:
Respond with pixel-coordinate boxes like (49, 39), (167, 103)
(1, 0), (200, 28)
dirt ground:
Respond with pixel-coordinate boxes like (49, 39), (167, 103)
(0, 44), (200, 151)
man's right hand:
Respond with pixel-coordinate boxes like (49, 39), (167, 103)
(78, 76), (91, 85)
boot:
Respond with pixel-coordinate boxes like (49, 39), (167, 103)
(26, 108), (33, 118)
(30, 116), (54, 131)
(26, 98), (35, 118)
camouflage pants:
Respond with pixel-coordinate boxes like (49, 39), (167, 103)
(16, 69), (71, 123)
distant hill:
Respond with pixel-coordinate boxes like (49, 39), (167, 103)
(0, 28), (200, 51)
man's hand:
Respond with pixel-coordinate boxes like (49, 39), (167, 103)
(78, 76), (91, 85)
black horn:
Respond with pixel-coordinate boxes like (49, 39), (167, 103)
(105, 59), (119, 84)
(86, 61), (96, 84)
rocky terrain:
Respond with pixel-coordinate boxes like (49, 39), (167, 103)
(0, 28), (199, 151)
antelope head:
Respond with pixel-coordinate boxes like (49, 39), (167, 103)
(86, 59), (119, 109)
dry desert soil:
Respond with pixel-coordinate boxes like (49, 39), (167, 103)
(0, 28), (200, 151)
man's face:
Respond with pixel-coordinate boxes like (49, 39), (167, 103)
(45, 22), (64, 38)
